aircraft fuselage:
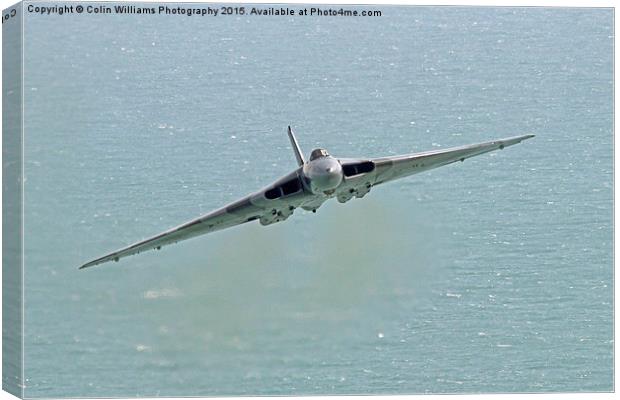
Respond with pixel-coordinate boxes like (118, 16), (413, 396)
(302, 155), (343, 194)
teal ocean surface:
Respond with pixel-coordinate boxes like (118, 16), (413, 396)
(17, 4), (613, 397)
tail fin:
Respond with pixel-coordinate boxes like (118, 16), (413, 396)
(287, 126), (305, 166)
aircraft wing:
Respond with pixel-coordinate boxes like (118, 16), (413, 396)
(335, 134), (534, 202)
(80, 169), (309, 269)
(372, 134), (534, 185)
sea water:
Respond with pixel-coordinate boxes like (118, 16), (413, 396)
(15, 5), (613, 396)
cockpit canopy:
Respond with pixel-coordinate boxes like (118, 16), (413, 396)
(309, 148), (330, 161)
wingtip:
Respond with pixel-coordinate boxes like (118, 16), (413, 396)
(79, 259), (104, 270)
(512, 134), (535, 143)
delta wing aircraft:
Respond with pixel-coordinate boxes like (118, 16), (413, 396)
(80, 127), (534, 269)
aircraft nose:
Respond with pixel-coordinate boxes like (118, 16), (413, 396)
(304, 159), (343, 193)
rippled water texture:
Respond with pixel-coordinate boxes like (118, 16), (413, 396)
(18, 5), (612, 396)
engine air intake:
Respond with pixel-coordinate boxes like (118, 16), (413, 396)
(342, 161), (375, 177)
(265, 177), (303, 199)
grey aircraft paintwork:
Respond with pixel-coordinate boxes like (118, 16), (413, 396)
(80, 127), (534, 269)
